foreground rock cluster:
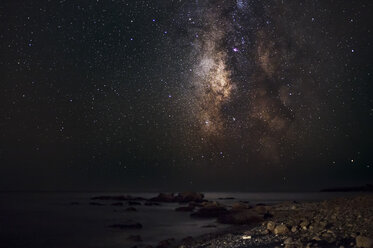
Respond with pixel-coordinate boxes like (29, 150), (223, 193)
(179, 195), (373, 248)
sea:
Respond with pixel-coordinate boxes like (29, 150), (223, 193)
(0, 191), (360, 248)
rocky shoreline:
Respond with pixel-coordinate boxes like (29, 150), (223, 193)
(178, 194), (373, 248)
(89, 193), (372, 248)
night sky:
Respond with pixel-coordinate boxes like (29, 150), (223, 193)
(0, 0), (372, 191)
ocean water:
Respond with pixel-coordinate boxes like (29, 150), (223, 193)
(0, 192), (359, 248)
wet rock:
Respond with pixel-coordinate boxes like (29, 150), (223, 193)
(356, 235), (373, 248)
(274, 224), (289, 235)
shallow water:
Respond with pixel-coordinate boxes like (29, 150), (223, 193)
(0, 191), (359, 248)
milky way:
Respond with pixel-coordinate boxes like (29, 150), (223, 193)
(0, 0), (371, 190)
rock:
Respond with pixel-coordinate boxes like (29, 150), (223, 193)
(267, 221), (276, 232)
(263, 211), (274, 219)
(274, 224), (289, 235)
(109, 223), (142, 229)
(312, 236), (321, 241)
(175, 206), (194, 212)
(112, 202), (124, 206)
(192, 205), (228, 218)
(218, 210), (262, 225)
(300, 220), (309, 230)
(291, 226), (297, 233)
(128, 201), (141, 206)
(128, 235), (142, 242)
(125, 207), (137, 211)
(284, 237), (293, 244)
(181, 236), (194, 243)
(157, 238), (175, 248)
(231, 202), (250, 211)
(253, 205), (271, 214)
(218, 197), (235, 200)
(176, 192), (204, 203)
(151, 193), (175, 202)
(356, 235), (373, 248)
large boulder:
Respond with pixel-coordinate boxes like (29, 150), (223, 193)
(191, 202), (228, 218)
(273, 224), (289, 235)
(218, 209), (262, 225)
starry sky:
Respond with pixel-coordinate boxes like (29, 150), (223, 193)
(0, 0), (372, 191)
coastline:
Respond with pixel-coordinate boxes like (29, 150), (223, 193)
(176, 194), (373, 248)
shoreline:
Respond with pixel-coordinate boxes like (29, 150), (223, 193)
(176, 194), (373, 248)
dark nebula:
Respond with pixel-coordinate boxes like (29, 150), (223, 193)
(0, 0), (372, 191)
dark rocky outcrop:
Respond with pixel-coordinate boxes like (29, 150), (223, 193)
(191, 202), (228, 218)
(150, 192), (204, 203)
(150, 193), (175, 202)
(218, 209), (263, 225)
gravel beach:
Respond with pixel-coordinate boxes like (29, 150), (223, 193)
(177, 194), (373, 248)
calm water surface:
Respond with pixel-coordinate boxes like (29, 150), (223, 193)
(0, 192), (359, 248)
